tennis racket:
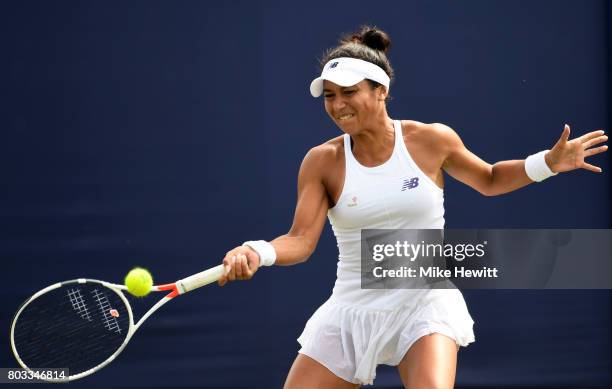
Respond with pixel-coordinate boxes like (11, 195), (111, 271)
(10, 264), (225, 382)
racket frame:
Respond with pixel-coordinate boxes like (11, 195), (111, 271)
(10, 264), (225, 382)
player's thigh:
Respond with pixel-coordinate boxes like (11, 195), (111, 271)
(284, 353), (360, 389)
(397, 333), (458, 389)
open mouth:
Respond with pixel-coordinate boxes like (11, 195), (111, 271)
(337, 113), (355, 121)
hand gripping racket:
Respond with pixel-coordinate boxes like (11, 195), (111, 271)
(10, 264), (225, 382)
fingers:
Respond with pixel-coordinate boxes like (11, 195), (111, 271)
(240, 253), (257, 278)
(217, 254), (236, 287)
(577, 129), (605, 143)
(584, 145), (608, 157)
(582, 162), (602, 173)
(226, 255), (237, 281)
(235, 254), (243, 278)
(583, 135), (608, 149)
(217, 248), (257, 287)
(218, 264), (229, 286)
(560, 124), (570, 143)
(234, 253), (254, 279)
(241, 254), (254, 278)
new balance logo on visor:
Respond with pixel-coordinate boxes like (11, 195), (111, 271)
(329, 62), (339, 69)
(401, 177), (419, 191)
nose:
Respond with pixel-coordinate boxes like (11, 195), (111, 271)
(332, 96), (347, 112)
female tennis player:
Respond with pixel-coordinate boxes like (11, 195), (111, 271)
(217, 27), (608, 388)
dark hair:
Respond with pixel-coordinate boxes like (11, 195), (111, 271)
(320, 26), (394, 92)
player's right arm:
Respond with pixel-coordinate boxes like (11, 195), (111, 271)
(218, 145), (331, 286)
(269, 145), (332, 265)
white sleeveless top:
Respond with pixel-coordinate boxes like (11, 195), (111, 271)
(328, 119), (447, 308)
(297, 120), (475, 384)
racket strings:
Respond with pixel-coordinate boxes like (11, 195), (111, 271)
(13, 283), (130, 376)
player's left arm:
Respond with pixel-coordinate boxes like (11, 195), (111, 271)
(438, 123), (608, 196)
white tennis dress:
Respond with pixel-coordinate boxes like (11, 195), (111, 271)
(297, 120), (475, 385)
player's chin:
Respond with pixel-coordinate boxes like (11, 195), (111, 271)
(335, 121), (357, 134)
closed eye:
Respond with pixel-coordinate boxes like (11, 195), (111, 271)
(324, 89), (356, 98)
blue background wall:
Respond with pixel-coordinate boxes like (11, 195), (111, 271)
(1, 1), (610, 387)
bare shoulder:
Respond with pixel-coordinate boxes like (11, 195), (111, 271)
(299, 135), (344, 176)
(401, 120), (463, 151)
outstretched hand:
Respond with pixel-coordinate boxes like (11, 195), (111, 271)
(545, 124), (608, 173)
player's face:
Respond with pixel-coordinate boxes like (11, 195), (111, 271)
(323, 80), (386, 134)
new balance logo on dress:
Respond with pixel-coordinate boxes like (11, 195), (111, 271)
(401, 177), (419, 191)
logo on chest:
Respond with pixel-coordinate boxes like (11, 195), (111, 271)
(347, 196), (358, 207)
(401, 177), (419, 191)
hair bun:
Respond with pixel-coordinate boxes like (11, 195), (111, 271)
(344, 26), (391, 53)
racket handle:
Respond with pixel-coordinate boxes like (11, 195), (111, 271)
(176, 264), (225, 294)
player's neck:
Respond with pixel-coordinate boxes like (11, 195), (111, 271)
(350, 116), (395, 164)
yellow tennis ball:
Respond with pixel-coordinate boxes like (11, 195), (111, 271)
(124, 267), (153, 297)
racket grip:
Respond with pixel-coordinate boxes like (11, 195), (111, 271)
(176, 264), (225, 294)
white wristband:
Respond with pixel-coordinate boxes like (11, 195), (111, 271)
(525, 150), (558, 182)
(242, 240), (276, 267)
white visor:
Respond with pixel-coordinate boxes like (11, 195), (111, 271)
(309, 57), (390, 97)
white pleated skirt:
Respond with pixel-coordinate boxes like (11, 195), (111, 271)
(297, 289), (475, 385)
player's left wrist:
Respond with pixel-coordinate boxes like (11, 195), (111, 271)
(544, 150), (559, 173)
(525, 149), (558, 182)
